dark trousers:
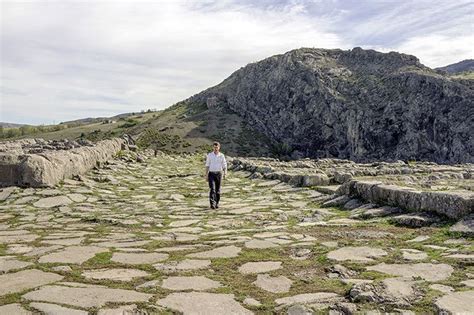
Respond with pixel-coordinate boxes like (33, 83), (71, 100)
(208, 172), (222, 207)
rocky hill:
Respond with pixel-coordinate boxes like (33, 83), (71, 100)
(436, 59), (474, 74)
(182, 47), (474, 163)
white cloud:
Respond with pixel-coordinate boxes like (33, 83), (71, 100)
(0, 0), (472, 124)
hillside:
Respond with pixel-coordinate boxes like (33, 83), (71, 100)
(3, 48), (473, 162)
(436, 59), (474, 74)
(182, 47), (474, 163)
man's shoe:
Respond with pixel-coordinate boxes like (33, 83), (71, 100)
(215, 204), (219, 209)
(210, 205), (216, 209)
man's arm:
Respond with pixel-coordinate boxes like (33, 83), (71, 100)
(205, 154), (210, 181)
(222, 155), (227, 179)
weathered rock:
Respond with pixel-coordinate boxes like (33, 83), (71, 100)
(111, 252), (169, 265)
(161, 276), (222, 291)
(82, 268), (149, 281)
(187, 245), (241, 259)
(434, 291), (474, 314)
(39, 246), (107, 264)
(0, 255), (33, 273)
(154, 259), (211, 272)
(0, 269), (63, 295)
(238, 261), (282, 274)
(367, 263), (454, 281)
(33, 196), (72, 208)
(30, 302), (88, 315)
(390, 213), (441, 227)
(0, 138), (125, 187)
(22, 284), (152, 308)
(327, 246), (387, 262)
(0, 303), (32, 314)
(253, 274), (292, 293)
(450, 213), (474, 235)
(275, 292), (342, 306)
(157, 292), (252, 314)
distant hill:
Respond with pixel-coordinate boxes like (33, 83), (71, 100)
(0, 122), (28, 128)
(436, 59), (474, 74)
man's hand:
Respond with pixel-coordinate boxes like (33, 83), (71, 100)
(223, 173), (226, 180)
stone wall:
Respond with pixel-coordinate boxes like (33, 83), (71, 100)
(336, 180), (473, 220)
(0, 138), (125, 187)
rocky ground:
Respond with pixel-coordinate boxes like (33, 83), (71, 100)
(0, 152), (473, 314)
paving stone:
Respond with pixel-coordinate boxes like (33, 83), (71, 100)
(243, 297), (261, 307)
(39, 246), (107, 264)
(0, 187), (16, 201)
(407, 235), (430, 243)
(275, 292), (342, 306)
(401, 249), (428, 261)
(0, 269), (63, 295)
(6, 244), (33, 254)
(238, 261), (282, 274)
(161, 276), (222, 291)
(157, 292), (252, 314)
(0, 255), (33, 272)
(429, 284), (454, 293)
(111, 252), (169, 264)
(434, 291), (474, 314)
(154, 259), (211, 272)
(187, 245), (241, 259)
(253, 274), (292, 293)
(449, 213), (474, 235)
(0, 303), (32, 314)
(22, 284), (152, 308)
(30, 302), (88, 315)
(33, 196), (72, 208)
(367, 263), (454, 281)
(67, 193), (87, 202)
(97, 304), (139, 315)
(461, 279), (474, 287)
(42, 237), (84, 246)
(244, 239), (279, 249)
(82, 268), (149, 281)
(327, 246), (388, 262)
(0, 230), (39, 243)
(169, 219), (200, 227)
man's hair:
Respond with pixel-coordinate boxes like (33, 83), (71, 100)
(213, 141), (220, 146)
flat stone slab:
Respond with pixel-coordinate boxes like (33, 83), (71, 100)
(238, 261), (282, 274)
(23, 284), (152, 308)
(0, 303), (32, 314)
(39, 246), (107, 264)
(157, 292), (252, 314)
(97, 304), (139, 315)
(327, 246), (388, 262)
(244, 239), (279, 249)
(0, 256), (33, 273)
(82, 268), (149, 281)
(154, 259), (211, 272)
(449, 214), (473, 235)
(30, 302), (88, 315)
(33, 196), (72, 208)
(111, 252), (169, 265)
(0, 269), (63, 296)
(435, 291), (474, 314)
(253, 274), (292, 293)
(169, 219), (200, 227)
(275, 292), (342, 306)
(161, 276), (222, 291)
(367, 263), (454, 281)
(187, 245), (241, 259)
(401, 249), (428, 261)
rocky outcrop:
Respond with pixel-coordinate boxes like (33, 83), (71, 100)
(187, 47), (474, 163)
(0, 138), (125, 187)
(336, 180), (473, 219)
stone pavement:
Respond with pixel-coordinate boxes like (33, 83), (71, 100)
(0, 153), (472, 313)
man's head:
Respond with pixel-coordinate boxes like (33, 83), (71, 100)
(213, 141), (220, 153)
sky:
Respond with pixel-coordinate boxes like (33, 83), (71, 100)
(1, 0), (473, 125)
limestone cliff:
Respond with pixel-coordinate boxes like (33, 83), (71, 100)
(186, 47), (474, 163)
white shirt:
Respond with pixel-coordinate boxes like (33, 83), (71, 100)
(206, 152), (227, 172)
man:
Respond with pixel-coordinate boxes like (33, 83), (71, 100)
(205, 142), (227, 209)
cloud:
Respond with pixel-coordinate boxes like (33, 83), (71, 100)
(1, 0), (472, 124)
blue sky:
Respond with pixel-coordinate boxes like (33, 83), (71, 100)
(1, 0), (473, 125)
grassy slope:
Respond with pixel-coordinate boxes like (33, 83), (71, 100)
(4, 101), (272, 157)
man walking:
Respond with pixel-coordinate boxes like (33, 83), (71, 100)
(205, 142), (227, 209)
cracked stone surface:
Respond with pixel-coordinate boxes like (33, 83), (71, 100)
(0, 152), (470, 313)
(161, 276), (222, 291)
(157, 292), (252, 314)
(22, 284), (153, 308)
